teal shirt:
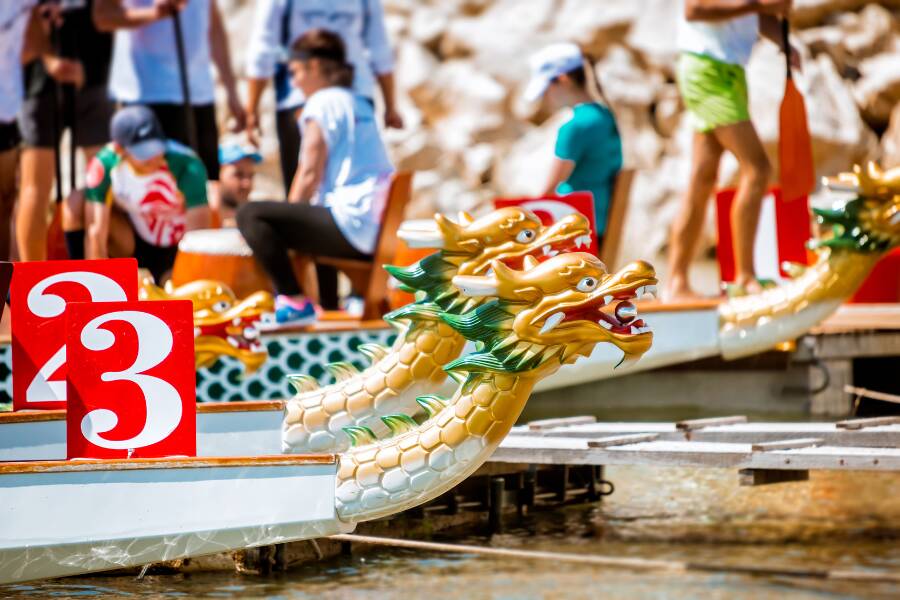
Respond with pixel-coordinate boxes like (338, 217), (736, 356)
(554, 103), (623, 236)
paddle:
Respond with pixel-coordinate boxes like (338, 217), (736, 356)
(46, 16), (68, 260)
(172, 9), (198, 151)
(778, 18), (815, 203)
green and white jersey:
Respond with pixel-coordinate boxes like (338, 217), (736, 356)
(85, 140), (208, 247)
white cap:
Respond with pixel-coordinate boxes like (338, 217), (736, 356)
(522, 42), (584, 102)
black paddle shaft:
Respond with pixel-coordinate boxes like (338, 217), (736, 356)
(172, 10), (198, 151)
(782, 18), (792, 80)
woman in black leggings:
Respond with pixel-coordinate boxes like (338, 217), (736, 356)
(238, 29), (394, 327)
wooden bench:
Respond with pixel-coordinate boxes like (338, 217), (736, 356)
(317, 172), (413, 320)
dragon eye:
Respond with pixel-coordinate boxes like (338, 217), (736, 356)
(212, 301), (231, 313)
(516, 229), (536, 243)
(576, 277), (598, 292)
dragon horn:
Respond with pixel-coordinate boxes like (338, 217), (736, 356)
(415, 394), (448, 417)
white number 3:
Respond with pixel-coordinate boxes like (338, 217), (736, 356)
(79, 311), (182, 451)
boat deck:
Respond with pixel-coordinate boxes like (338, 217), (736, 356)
(492, 415), (900, 482)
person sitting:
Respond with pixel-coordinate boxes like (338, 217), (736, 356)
(213, 143), (262, 227)
(523, 42), (623, 250)
(237, 29), (394, 328)
(66, 105), (210, 283)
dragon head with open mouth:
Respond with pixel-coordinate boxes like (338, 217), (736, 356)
(387, 207), (593, 316)
(818, 162), (900, 253)
(139, 274), (274, 373)
(448, 252), (657, 371)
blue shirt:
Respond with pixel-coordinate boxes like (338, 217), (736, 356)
(554, 103), (623, 236)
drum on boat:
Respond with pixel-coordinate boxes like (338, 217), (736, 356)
(172, 228), (274, 299)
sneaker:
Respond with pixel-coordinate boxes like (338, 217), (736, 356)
(258, 296), (318, 330)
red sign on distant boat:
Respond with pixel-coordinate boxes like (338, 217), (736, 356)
(494, 192), (599, 257)
(11, 259), (138, 410)
(66, 300), (197, 459)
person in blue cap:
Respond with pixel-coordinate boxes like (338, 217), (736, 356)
(65, 105), (210, 283)
(214, 143), (262, 227)
(523, 42), (623, 251)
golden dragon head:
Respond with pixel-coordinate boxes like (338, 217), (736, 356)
(139, 273), (274, 373)
(817, 162), (900, 252)
(443, 253), (657, 374)
(387, 207), (592, 318)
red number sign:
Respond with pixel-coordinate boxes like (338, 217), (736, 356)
(66, 300), (196, 459)
(495, 192), (599, 257)
(11, 259), (138, 410)
(716, 187), (811, 285)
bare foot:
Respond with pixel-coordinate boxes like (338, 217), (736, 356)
(733, 277), (765, 295)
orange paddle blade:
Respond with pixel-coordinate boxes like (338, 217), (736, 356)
(46, 204), (68, 260)
(779, 78), (814, 202)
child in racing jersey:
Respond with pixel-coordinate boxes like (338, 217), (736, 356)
(66, 105), (210, 282)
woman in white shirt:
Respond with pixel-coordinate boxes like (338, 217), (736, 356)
(237, 29), (394, 327)
(243, 0), (400, 192)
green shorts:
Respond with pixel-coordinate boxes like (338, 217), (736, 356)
(676, 52), (750, 133)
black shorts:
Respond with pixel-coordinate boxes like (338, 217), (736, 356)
(133, 235), (179, 284)
(144, 103), (220, 180)
(18, 85), (113, 149)
(0, 121), (20, 153)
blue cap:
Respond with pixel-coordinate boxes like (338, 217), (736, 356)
(110, 105), (166, 161)
(219, 144), (263, 166)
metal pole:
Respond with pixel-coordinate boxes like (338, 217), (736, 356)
(171, 10), (198, 151)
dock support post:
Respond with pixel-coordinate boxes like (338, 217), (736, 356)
(519, 468), (536, 514)
(489, 476), (505, 534)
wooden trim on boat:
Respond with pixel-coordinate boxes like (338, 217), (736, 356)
(0, 400), (285, 424)
(263, 319), (390, 335)
(0, 454), (336, 474)
(0, 409), (66, 423)
(636, 299), (721, 313)
(196, 400), (284, 413)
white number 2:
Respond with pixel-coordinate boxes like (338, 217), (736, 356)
(25, 272), (128, 402)
(78, 310), (183, 451)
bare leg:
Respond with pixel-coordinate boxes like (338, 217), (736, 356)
(0, 148), (19, 261)
(16, 147), (55, 261)
(62, 146), (103, 233)
(665, 131), (724, 300)
(712, 121), (772, 293)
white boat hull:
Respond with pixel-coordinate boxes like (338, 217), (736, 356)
(0, 456), (348, 584)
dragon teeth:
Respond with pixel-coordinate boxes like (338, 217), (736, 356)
(598, 320), (612, 330)
(540, 311), (565, 334)
(603, 295), (613, 305)
(227, 336), (240, 348)
(193, 327), (201, 338)
(636, 285), (658, 300)
(574, 234), (591, 248)
(542, 244), (552, 256)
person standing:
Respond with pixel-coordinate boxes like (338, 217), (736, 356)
(17, 0), (111, 262)
(93, 0), (245, 184)
(1, 1), (82, 261)
(243, 0), (401, 193)
(665, 0), (798, 299)
(523, 42), (623, 250)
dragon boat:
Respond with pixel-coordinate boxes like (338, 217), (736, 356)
(0, 253), (655, 584)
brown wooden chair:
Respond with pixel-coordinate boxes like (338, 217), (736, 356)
(316, 172), (413, 320)
(599, 168), (634, 271)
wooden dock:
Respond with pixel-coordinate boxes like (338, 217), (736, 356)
(491, 415), (900, 484)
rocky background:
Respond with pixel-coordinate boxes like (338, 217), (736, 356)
(219, 0), (900, 289)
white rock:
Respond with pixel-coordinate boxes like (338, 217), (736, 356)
(881, 103), (900, 169)
(853, 51), (900, 127)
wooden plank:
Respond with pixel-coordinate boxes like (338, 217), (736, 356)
(632, 299), (720, 313)
(813, 304), (900, 334)
(751, 438), (822, 452)
(844, 385), (900, 406)
(493, 438), (900, 471)
(739, 468), (809, 486)
(0, 454), (336, 475)
(528, 415), (597, 431)
(0, 410), (66, 424)
(506, 421), (900, 447)
(836, 416), (900, 430)
(676, 415), (747, 431)
(196, 400), (285, 413)
(587, 433), (660, 448)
